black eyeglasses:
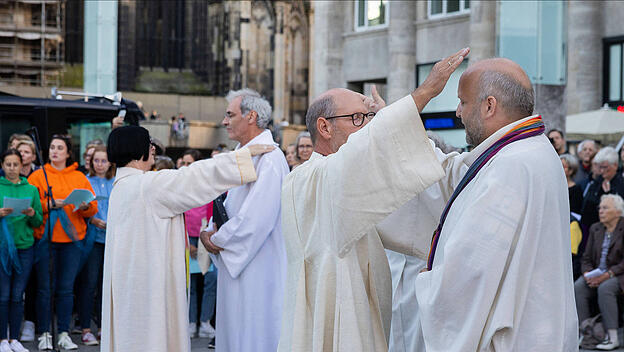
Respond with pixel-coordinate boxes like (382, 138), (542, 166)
(325, 112), (376, 127)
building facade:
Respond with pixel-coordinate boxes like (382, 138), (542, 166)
(0, 0), (64, 86)
(309, 0), (624, 148)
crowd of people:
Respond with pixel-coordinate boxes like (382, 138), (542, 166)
(549, 129), (624, 350)
(0, 130), (242, 351)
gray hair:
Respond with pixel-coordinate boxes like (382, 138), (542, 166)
(601, 194), (624, 216)
(477, 70), (534, 119)
(427, 131), (456, 154)
(305, 95), (336, 143)
(594, 146), (618, 165)
(226, 88), (273, 129)
(560, 153), (579, 178)
(296, 131), (311, 146)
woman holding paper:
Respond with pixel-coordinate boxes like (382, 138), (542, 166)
(575, 194), (624, 350)
(0, 149), (42, 352)
(76, 145), (114, 345)
(27, 135), (98, 350)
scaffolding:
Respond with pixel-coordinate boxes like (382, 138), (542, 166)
(0, 0), (64, 86)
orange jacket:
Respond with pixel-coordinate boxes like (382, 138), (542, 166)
(27, 163), (98, 242)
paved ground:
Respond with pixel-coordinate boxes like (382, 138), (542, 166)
(18, 329), (624, 351)
(21, 336), (214, 351)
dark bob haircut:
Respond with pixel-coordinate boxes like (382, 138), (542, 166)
(107, 126), (151, 167)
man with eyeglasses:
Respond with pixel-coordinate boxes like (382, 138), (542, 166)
(199, 88), (289, 352)
(278, 49), (468, 352)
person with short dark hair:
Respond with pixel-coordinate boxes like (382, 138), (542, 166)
(180, 149), (202, 167)
(100, 126), (275, 352)
(27, 135), (98, 350)
(0, 149), (42, 352)
(548, 129), (567, 155)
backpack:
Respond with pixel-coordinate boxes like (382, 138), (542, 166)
(579, 314), (606, 349)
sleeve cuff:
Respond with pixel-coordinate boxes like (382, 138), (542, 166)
(234, 148), (257, 184)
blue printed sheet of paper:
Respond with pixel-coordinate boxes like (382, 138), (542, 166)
(3, 197), (31, 217)
(64, 189), (95, 211)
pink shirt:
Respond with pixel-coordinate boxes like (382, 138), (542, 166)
(184, 203), (212, 237)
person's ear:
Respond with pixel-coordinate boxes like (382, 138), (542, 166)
(483, 96), (497, 119)
(316, 117), (332, 140)
(246, 111), (258, 126)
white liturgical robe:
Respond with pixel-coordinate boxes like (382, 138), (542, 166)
(101, 149), (256, 352)
(279, 95), (445, 352)
(210, 130), (289, 352)
(413, 116), (578, 351)
(381, 182), (448, 352)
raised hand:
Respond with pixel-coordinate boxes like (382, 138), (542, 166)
(412, 47), (470, 113)
(364, 84), (386, 113)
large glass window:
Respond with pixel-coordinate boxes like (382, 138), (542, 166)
(497, 0), (566, 85)
(416, 61), (468, 113)
(428, 0), (470, 18)
(604, 37), (624, 107)
(355, 0), (387, 30)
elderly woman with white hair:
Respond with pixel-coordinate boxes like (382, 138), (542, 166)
(295, 131), (313, 163)
(575, 194), (624, 350)
(581, 147), (624, 229)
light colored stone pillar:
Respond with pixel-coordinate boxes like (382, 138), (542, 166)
(273, 2), (287, 123)
(468, 0), (496, 64)
(566, 1), (602, 116)
(387, 1), (416, 104)
(309, 1), (346, 99)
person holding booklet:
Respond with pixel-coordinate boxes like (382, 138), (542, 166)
(0, 149), (43, 352)
(27, 135), (98, 350)
(575, 194), (624, 350)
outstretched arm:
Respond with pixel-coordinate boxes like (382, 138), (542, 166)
(146, 147), (271, 218)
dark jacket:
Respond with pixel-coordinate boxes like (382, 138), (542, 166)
(581, 217), (624, 291)
(581, 174), (624, 227)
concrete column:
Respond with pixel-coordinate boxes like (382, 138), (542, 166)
(468, 0), (496, 64)
(387, 1), (415, 104)
(84, 0), (118, 94)
(309, 1), (346, 98)
(566, 1), (602, 115)
(273, 2), (287, 123)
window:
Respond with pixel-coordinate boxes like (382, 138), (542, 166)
(355, 0), (387, 30)
(498, 0), (566, 85)
(428, 0), (470, 18)
(604, 37), (624, 107)
(415, 60), (469, 149)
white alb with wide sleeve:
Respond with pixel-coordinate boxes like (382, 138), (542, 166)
(413, 116), (578, 351)
(380, 181), (448, 352)
(101, 149), (256, 352)
(209, 129), (289, 352)
(279, 95), (445, 352)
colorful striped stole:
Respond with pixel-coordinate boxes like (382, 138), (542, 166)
(426, 116), (545, 271)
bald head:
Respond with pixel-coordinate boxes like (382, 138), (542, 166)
(463, 58), (534, 120)
(305, 88), (366, 143)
